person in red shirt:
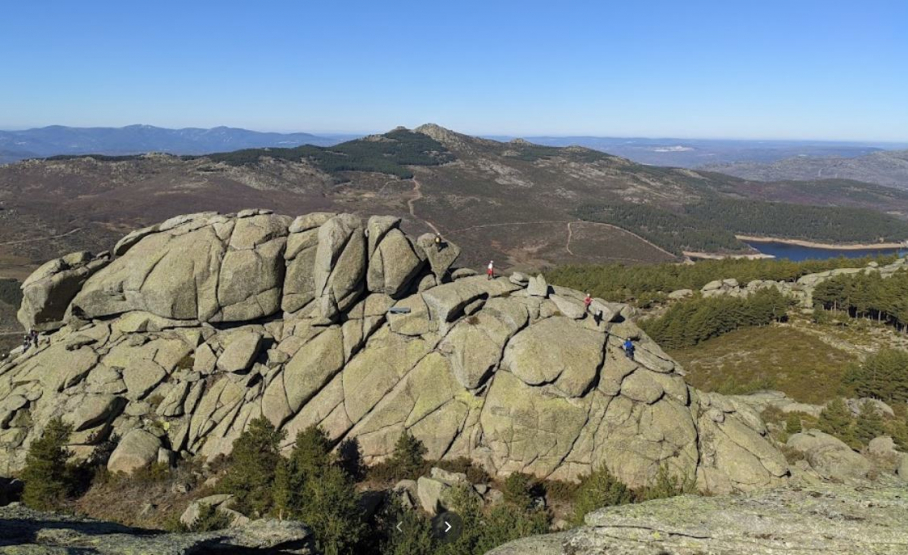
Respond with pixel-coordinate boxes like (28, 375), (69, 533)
(487, 260), (494, 280)
(584, 293), (592, 309)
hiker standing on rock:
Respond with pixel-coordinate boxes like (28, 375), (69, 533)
(487, 260), (495, 280)
(434, 233), (443, 250)
(584, 293), (592, 310)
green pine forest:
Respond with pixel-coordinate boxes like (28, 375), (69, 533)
(573, 199), (908, 255)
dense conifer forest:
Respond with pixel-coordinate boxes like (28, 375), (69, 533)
(548, 255), (897, 305)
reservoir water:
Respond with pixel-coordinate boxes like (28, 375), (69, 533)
(745, 241), (904, 261)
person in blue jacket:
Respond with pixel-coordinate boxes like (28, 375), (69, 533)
(623, 338), (635, 360)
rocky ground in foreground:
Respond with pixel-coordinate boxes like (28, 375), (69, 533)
(490, 482), (908, 555)
(0, 502), (314, 554)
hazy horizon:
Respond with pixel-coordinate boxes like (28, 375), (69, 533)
(2, 123), (907, 147)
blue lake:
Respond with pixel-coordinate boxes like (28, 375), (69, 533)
(745, 241), (904, 261)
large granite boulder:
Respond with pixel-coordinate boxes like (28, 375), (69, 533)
(786, 430), (873, 481)
(17, 251), (110, 331)
(0, 211), (791, 495)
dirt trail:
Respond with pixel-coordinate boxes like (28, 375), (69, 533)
(407, 178), (440, 234)
(454, 219), (675, 259)
(0, 228), (82, 246)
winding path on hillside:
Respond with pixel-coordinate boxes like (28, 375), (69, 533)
(407, 178), (440, 235)
(0, 227), (82, 246)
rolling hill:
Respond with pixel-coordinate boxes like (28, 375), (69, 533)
(0, 124), (354, 163)
(1, 124), (908, 278)
(705, 149), (908, 189)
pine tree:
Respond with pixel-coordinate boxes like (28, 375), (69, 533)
(854, 401), (886, 445)
(818, 398), (859, 450)
(846, 349), (908, 403)
(298, 464), (365, 555)
(219, 416), (285, 515)
(387, 431), (428, 480)
(21, 417), (73, 510)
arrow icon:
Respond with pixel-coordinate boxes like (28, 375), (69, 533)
(444, 521), (452, 533)
(396, 522), (403, 532)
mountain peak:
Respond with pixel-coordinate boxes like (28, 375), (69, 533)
(413, 123), (463, 143)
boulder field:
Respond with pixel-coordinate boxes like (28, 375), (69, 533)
(0, 210), (787, 493)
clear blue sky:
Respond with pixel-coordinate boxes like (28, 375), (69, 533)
(2, 0), (906, 141)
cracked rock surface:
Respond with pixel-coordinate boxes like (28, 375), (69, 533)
(2, 210), (788, 493)
(488, 483), (908, 555)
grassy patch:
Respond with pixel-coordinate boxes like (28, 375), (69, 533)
(670, 324), (857, 404)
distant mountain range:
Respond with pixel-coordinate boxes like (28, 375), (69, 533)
(703, 150), (908, 189)
(486, 136), (907, 168)
(3, 125), (906, 172)
(0, 125), (356, 162)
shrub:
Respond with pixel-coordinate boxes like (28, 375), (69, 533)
(435, 484), (484, 555)
(378, 494), (437, 555)
(473, 503), (550, 555)
(785, 413), (803, 435)
(189, 503), (233, 532)
(569, 466), (634, 527)
(845, 349), (908, 404)
(21, 418), (74, 510)
(502, 472), (535, 511)
(543, 479), (579, 503)
(219, 416), (285, 515)
(637, 466), (694, 502)
(431, 457), (491, 484)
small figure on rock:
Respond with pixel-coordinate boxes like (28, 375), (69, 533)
(21, 333), (31, 352)
(29, 329), (39, 349)
(623, 338), (635, 360)
(487, 260), (495, 280)
(434, 233), (443, 250)
(593, 309), (603, 326)
(584, 292), (592, 310)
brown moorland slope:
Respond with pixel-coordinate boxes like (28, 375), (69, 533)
(2, 124), (908, 277)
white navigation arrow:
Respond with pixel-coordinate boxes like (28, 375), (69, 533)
(396, 522), (403, 532)
(444, 521), (452, 533)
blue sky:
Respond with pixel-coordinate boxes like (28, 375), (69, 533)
(2, 1), (906, 140)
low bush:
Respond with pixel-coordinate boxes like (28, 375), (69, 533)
(569, 466), (634, 527)
(189, 503), (233, 532)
